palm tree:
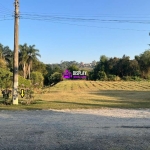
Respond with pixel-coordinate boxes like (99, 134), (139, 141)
(27, 45), (41, 79)
(19, 43), (29, 78)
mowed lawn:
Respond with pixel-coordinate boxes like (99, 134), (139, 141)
(0, 80), (150, 110)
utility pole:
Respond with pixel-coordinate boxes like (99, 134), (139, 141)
(13, 0), (19, 105)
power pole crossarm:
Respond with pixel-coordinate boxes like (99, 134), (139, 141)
(13, 0), (19, 105)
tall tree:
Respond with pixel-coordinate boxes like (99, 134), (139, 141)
(19, 43), (29, 78)
(135, 50), (150, 78)
(32, 60), (47, 75)
(27, 45), (41, 79)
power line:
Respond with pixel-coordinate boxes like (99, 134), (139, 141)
(16, 12), (150, 24)
(19, 15), (150, 24)
(0, 18), (13, 21)
(19, 12), (150, 19)
(19, 11), (150, 17)
(1, 4), (150, 31)
(0, 13), (12, 15)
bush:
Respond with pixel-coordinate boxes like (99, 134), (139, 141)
(31, 71), (44, 87)
(122, 76), (133, 81)
(107, 74), (121, 81)
(0, 68), (32, 89)
(0, 68), (12, 88)
(0, 59), (7, 69)
(132, 76), (142, 81)
(49, 72), (63, 84)
(146, 75), (150, 81)
(107, 74), (116, 81)
(115, 76), (121, 81)
(18, 76), (31, 88)
(98, 71), (107, 81)
(122, 76), (142, 81)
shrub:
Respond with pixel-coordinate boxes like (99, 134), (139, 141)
(115, 76), (121, 81)
(0, 68), (32, 90)
(31, 71), (44, 87)
(107, 74), (121, 81)
(146, 75), (150, 81)
(49, 72), (63, 84)
(18, 76), (31, 88)
(122, 76), (133, 81)
(98, 71), (107, 81)
(0, 68), (12, 88)
(0, 59), (7, 69)
(132, 76), (142, 81)
(122, 76), (142, 81)
(107, 74), (116, 81)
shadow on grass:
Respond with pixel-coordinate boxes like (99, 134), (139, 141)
(88, 90), (150, 108)
(46, 100), (150, 109)
(43, 90), (150, 109)
(88, 90), (150, 100)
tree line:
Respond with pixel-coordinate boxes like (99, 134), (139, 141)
(0, 43), (53, 88)
(1, 42), (150, 89)
(89, 50), (150, 81)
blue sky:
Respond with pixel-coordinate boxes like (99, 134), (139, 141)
(1, 0), (150, 64)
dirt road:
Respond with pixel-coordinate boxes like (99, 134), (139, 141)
(0, 109), (150, 150)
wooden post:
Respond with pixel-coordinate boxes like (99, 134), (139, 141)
(13, 0), (19, 105)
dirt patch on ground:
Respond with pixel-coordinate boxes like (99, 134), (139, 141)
(0, 109), (150, 150)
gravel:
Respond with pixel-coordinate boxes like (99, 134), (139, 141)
(0, 108), (150, 150)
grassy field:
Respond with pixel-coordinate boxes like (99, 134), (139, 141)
(0, 80), (150, 110)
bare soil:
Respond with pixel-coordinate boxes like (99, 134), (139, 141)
(0, 108), (150, 150)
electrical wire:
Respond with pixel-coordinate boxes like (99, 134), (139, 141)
(1, 3), (150, 31)
(19, 11), (150, 18)
(16, 12), (150, 24)
(19, 16), (150, 24)
(0, 18), (13, 21)
(19, 12), (150, 19)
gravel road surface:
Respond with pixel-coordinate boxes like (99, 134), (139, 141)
(0, 109), (150, 150)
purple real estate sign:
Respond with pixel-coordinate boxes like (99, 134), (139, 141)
(62, 70), (86, 79)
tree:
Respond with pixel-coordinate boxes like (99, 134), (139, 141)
(44, 64), (53, 85)
(116, 55), (130, 77)
(100, 55), (109, 74)
(135, 50), (150, 78)
(19, 44), (41, 79)
(27, 45), (41, 79)
(32, 60), (47, 75)
(107, 57), (119, 75)
(128, 59), (140, 76)
(98, 71), (107, 81)
(19, 43), (29, 78)
(67, 64), (79, 73)
(52, 65), (63, 73)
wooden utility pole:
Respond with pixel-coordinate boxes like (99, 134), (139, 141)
(13, 0), (19, 105)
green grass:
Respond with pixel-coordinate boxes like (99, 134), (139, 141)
(0, 80), (150, 110)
